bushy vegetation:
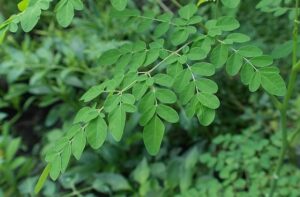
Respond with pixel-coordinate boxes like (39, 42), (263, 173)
(1, 0), (300, 196)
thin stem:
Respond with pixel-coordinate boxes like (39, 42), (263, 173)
(171, 0), (182, 8)
(268, 1), (299, 196)
(148, 42), (191, 73)
(157, 0), (172, 13)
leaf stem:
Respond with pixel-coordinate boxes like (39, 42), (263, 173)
(268, 1), (299, 196)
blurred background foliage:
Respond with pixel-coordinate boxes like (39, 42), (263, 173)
(1, 0), (300, 196)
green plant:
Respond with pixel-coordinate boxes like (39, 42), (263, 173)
(1, 0), (300, 196)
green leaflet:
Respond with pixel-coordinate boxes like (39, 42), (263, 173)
(144, 49), (160, 67)
(191, 62), (215, 76)
(86, 116), (107, 149)
(132, 158), (150, 184)
(238, 45), (263, 57)
(226, 53), (243, 76)
(216, 16), (240, 31)
(72, 131), (86, 160)
(155, 88), (177, 104)
(132, 83), (148, 100)
(156, 104), (179, 123)
(49, 154), (61, 180)
(55, 0), (83, 27)
(225, 33), (250, 43)
(110, 0), (128, 11)
(139, 106), (156, 126)
(197, 106), (216, 126)
(34, 164), (50, 194)
(251, 55), (273, 67)
(249, 71), (261, 92)
(61, 143), (71, 172)
(0, 26), (8, 44)
(80, 84), (105, 103)
(187, 47), (208, 60)
(197, 93), (220, 110)
(171, 29), (189, 46)
(221, 0), (240, 8)
(18, 0), (30, 11)
(153, 73), (174, 88)
(210, 43), (229, 68)
(178, 4), (197, 20)
(20, 0), (52, 32)
(143, 115), (165, 156)
(196, 78), (218, 94)
(260, 68), (287, 96)
(109, 104), (126, 141)
(73, 107), (98, 123)
(178, 82), (194, 105)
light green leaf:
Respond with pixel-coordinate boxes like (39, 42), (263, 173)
(178, 4), (197, 20)
(111, 0), (128, 11)
(185, 96), (198, 118)
(191, 62), (215, 76)
(20, 7), (42, 32)
(249, 71), (261, 92)
(130, 51), (147, 70)
(104, 95), (121, 113)
(181, 83), (196, 105)
(139, 106), (156, 126)
(80, 84), (105, 102)
(108, 104), (126, 141)
(73, 107), (98, 123)
(260, 68), (287, 96)
(171, 29), (189, 46)
(187, 47), (208, 60)
(56, 0), (74, 27)
(154, 23), (170, 38)
(197, 106), (215, 126)
(225, 33), (250, 43)
(61, 143), (71, 172)
(153, 73), (174, 88)
(196, 78), (218, 94)
(221, 0), (240, 8)
(132, 83), (148, 100)
(6, 138), (21, 162)
(240, 63), (255, 85)
(156, 104), (179, 123)
(0, 27), (8, 44)
(210, 44), (229, 68)
(86, 116), (107, 149)
(144, 49), (160, 66)
(132, 158), (150, 184)
(34, 164), (50, 194)
(18, 0), (30, 11)
(156, 88), (177, 104)
(173, 69), (191, 92)
(72, 131), (86, 160)
(71, 0), (84, 10)
(197, 93), (220, 109)
(143, 116), (165, 155)
(121, 93), (136, 105)
(238, 45), (263, 57)
(99, 49), (121, 66)
(49, 155), (61, 180)
(216, 16), (240, 31)
(226, 53), (243, 76)
(251, 55), (273, 67)
(139, 92), (156, 112)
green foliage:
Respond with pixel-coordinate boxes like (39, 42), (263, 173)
(21, 0), (287, 181)
(0, 0), (299, 196)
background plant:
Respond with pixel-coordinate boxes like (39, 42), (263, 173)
(1, 0), (300, 196)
